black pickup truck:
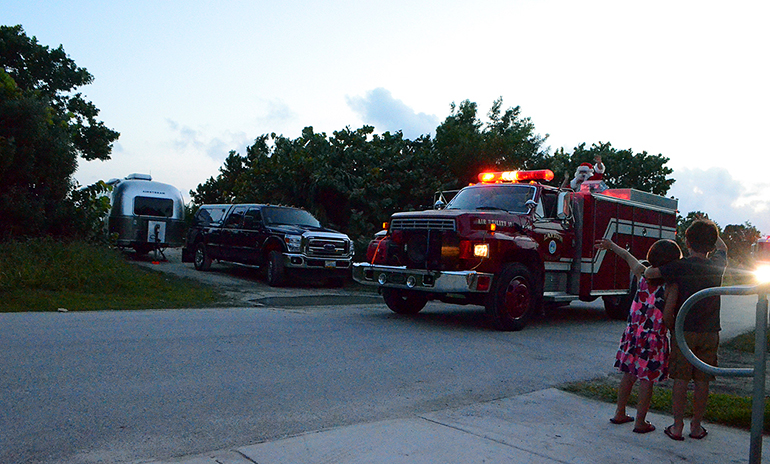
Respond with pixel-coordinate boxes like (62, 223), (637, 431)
(182, 204), (354, 286)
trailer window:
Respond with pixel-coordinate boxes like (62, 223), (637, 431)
(134, 196), (174, 217)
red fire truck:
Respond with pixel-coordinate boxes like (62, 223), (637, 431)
(352, 169), (678, 331)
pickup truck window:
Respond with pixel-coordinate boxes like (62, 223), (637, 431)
(243, 208), (263, 230)
(263, 206), (321, 228)
(224, 206), (248, 228)
(446, 184), (536, 214)
(134, 196), (174, 217)
(194, 206), (227, 226)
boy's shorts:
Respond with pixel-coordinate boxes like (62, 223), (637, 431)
(669, 331), (719, 382)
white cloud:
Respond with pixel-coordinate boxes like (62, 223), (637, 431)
(166, 119), (251, 162)
(669, 167), (770, 234)
(346, 88), (440, 140)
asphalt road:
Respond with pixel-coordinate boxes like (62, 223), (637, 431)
(1, 250), (762, 464)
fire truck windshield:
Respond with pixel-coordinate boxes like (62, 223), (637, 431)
(446, 184), (536, 214)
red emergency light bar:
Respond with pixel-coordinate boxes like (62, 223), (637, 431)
(478, 169), (554, 184)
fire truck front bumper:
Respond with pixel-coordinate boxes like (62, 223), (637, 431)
(352, 263), (494, 293)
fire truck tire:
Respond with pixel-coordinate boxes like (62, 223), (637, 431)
(193, 242), (212, 271)
(602, 277), (637, 320)
(486, 263), (536, 331)
(382, 288), (428, 315)
(266, 250), (286, 287)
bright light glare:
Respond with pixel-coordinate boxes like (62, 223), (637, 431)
(755, 264), (770, 284)
(474, 244), (490, 258)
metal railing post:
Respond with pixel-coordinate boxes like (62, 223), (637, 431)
(675, 283), (770, 464)
(750, 293), (767, 461)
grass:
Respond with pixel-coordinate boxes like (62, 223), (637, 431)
(561, 376), (770, 432)
(561, 333), (770, 433)
(0, 238), (228, 312)
(723, 329), (770, 354)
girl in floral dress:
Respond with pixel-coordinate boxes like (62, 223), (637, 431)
(595, 238), (682, 434)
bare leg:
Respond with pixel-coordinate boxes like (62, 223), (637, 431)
(612, 372), (636, 422)
(634, 379), (654, 431)
(690, 381), (710, 436)
(668, 379), (688, 436)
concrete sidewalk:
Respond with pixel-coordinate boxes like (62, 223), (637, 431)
(144, 388), (766, 464)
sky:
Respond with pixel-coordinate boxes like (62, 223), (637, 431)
(5, 0), (770, 234)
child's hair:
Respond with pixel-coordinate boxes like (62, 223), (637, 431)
(646, 239), (682, 286)
(685, 219), (719, 253)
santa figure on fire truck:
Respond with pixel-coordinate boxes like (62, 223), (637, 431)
(562, 155), (605, 190)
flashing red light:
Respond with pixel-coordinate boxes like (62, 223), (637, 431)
(477, 169), (555, 183)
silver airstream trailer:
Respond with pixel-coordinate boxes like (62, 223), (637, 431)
(106, 174), (185, 254)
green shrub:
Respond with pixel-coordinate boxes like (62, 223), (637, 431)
(0, 238), (226, 311)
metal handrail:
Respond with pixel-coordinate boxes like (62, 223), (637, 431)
(675, 282), (770, 464)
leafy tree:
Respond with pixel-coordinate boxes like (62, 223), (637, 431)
(1, 25), (118, 161)
(0, 25), (119, 239)
(190, 149), (249, 205)
(722, 222), (761, 266)
(66, 181), (113, 242)
(433, 98), (548, 187)
(550, 142), (675, 196)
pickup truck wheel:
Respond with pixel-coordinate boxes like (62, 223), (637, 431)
(382, 288), (428, 315)
(486, 263), (535, 331)
(266, 250), (285, 287)
(603, 277), (637, 320)
(193, 243), (212, 271)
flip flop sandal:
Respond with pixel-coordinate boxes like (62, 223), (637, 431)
(689, 427), (708, 439)
(610, 416), (634, 424)
(664, 425), (685, 441)
(633, 422), (656, 434)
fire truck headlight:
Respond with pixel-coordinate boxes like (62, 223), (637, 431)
(474, 243), (489, 258)
(284, 234), (302, 253)
(755, 264), (770, 284)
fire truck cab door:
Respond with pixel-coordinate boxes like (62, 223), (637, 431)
(532, 189), (576, 272)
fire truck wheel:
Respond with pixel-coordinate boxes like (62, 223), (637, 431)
(486, 263), (535, 331)
(382, 288), (428, 315)
(193, 242), (212, 271)
(266, 250), (286, 287)
(602, 277), (637, 320)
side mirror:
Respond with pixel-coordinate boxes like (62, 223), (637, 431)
(434, 200), (446, 210)
(557, 192), (571, 220)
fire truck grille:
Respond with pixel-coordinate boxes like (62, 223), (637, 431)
(391, 218), (456, 231)
(389, 229), (460, 271)
(306, 238), (349, 257)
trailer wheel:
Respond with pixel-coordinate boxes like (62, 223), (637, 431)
(382, 288), (428, 315)
(193, 242), (212, 271)
(266, 250), (286, 287)
(486, 263), (535, 331)
(603, 278), (637, 320)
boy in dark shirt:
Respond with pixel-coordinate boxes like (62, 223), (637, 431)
(644, 219), (727, 441)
